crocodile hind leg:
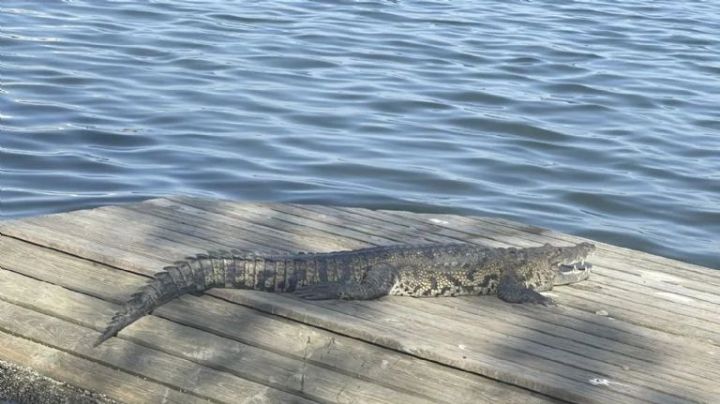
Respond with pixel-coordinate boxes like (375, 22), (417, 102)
(294, 264), (397, 300)
(497, 270), (555, 305)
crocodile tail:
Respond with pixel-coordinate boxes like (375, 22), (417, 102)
(93, 253), (229, 347)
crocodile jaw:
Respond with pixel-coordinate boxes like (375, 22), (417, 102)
(553, 261), (592, 285)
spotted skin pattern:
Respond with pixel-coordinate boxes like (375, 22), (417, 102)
(95, 242), (595, 346)
(389, 269), (499, 297)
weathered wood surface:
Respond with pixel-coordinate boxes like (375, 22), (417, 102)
(0, 197), (717, 403)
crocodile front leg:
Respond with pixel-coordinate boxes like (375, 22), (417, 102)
(497, 270), (555, 305)
(294, 264), (397, 300)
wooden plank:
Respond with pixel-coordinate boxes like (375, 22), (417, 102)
(212, 289), (694, 404)
(268, 203), (452, 245)
(3, 198), (717, 403)
(326, 205), (475, 242)
(0, 270), (312, 404)
(280, 203), (460, 246)
(154, 295), (555, 404)
(0, 237), (553, 404)
(131, 199), (360, 253)
(123, 315), (436, 404)
(0, 218), (169, 276)
(101, 202), (321, 254)
(100, 205), (276, 251)
(39, 205), (228, 253)
(2, 204), (612, 402)
(588, 269), (720, 306)
(0, 235), (144, 303)
(0, 332), (206, 404)
(373, 297), (720, 386)
(190, 202), (720, 398)
(170, 197), (389, 248)
(555, 286), (719, 344)
(323, 297), (714, 398)
(568, 276), (720, 325)
(429, 297), (720, 379)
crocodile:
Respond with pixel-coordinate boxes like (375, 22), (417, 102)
(94, 242), (595, 346)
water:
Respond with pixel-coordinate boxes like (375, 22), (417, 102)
(1, 1), (718, 269)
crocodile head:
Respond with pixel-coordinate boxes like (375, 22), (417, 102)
(548, 242), (596, 285)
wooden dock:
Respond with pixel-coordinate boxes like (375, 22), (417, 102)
(0, 197), (717, 403)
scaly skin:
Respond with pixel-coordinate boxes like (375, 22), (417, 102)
(94, 242), (595, 346)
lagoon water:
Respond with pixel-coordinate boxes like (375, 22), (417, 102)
(1, 1), (718, 268)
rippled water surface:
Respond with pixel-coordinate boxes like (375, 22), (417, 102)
(1, 0), (719, 268)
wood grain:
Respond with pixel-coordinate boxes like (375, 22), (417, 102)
(0, 236), (550, 404)
(1, 197), (718, 403)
